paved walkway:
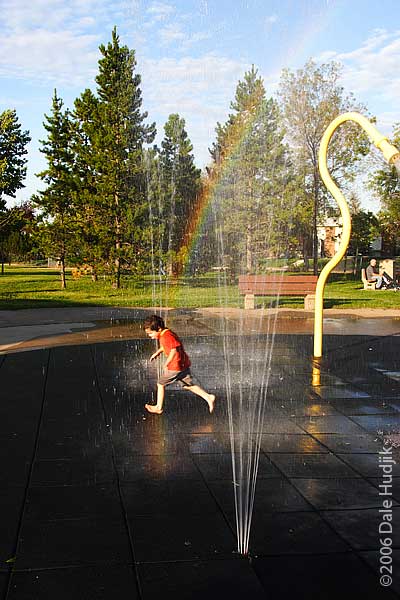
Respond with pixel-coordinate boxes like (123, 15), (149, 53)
(1, 306), (400, 353)
(0, 315), (400, 598)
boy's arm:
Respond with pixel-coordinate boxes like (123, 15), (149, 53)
(164, 347), (178, 369)
(150, 348), (163, 361)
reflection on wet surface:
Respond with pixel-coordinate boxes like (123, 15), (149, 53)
(2, 327), (400, 595)
(2, 311), (400, 353)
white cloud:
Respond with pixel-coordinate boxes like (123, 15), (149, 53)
(0, 28), (99, 86)
(159, 23), (187, 45)
(1, 0), (110, 32)
(140, 53), (248, 165)
(157, 22), (212, 50)
(186, 31), (213, 46)
(373, 111), (400, 137)
(0, 96), (27, 108)
(265, 14), (278, 25)
(317, 29), (400, 108)
(313, 29), (400, 210)
(76, 16), (97, 29)
(146, 1), (175, 21)
(0, 0), (132, 85)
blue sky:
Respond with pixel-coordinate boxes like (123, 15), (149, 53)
(1, 0), (400, 209)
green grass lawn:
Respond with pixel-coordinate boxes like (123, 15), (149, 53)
(0, 265), (399, 310)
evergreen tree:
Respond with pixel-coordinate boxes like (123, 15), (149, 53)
(70, 89), (105, 280)
(2, 202), (35, 264)
(0, 204), (34, 273)
(34, 90), (76, 289)
(93, 27), (156, 287)
(0, 109), (31, 273)
(160, 114), (201, 274)
(0, 109), (31, 207)
(209, 66), (289, 275)
(143, 147), (166, 276)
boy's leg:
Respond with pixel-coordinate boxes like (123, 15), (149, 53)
(145, 383), (165, 414)
(186, 384), (215, 413)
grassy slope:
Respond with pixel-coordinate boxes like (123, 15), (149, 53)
(0, 265), (399, 310)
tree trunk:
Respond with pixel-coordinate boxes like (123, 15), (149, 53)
(113, 253), (121, 288)
(302, 237), (309, 271)
(60, 257), (66, 289)
(90, 261), (98, 282)
(353, 247), (359, 276)
(114, 194), (121, 289)
(312, 166), (319, 276)
(246, 229), (252, 273)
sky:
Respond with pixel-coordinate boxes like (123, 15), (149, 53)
(1, 0), (400, 210)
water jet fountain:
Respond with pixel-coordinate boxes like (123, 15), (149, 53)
(144, 108), (400, 561)
(313, 112), (400, 360)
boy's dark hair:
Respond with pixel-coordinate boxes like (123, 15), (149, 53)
(143, 315), (165, 331)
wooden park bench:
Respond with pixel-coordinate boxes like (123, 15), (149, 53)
(239, 274), (318, 310)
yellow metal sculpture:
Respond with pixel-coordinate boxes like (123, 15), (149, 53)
(314, 112), (400, 359)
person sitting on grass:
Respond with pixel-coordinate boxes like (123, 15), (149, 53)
(366, 258), (383, 289)
(143, 314), (215, 415)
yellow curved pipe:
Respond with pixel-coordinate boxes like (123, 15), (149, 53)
(313, 112), (400, 359)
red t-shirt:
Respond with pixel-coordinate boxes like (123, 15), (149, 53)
(160, 329), (191, 371)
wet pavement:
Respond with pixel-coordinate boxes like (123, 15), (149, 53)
(1, 307), (400, 353)
(1, 322), (400, 599)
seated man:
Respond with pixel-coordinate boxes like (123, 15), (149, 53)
(366, 258), (383, 289)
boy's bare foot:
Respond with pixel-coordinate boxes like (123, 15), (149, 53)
(207, 394), (215, 414)
(145, 404), (163, 415)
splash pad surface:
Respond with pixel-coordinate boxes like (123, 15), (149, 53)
(1, 306), (400, 353)
(1, 316), (400, 598)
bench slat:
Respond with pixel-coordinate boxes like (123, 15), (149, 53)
(239, 286), (316, 295)
(239, 274), (317, 297)
(239, 275), (317, 283)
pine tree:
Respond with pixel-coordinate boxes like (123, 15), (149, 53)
(34, 90), (76, 289)
(143, 147), (166, 277)
(71, 88), (105, 280)
(0, 109), (31, 273)
(160, 114), (201, 274)
(0, 109), (31, 207)
(209, 66), (289, 275)
(93, 27), (156, 287)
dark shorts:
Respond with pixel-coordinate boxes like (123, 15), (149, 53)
(158, 368), (194, 387)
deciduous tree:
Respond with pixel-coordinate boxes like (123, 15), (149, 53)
(279, 60), (370, 274)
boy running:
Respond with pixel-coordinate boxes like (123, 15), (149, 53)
(143, 315), (215, 415)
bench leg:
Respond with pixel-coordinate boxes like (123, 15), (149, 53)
(244, 294), (255, 309)
(304, 294), (315, 310)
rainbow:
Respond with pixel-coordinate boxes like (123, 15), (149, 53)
(169, 0), (336, 285)
(174, 87), (266, 280)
